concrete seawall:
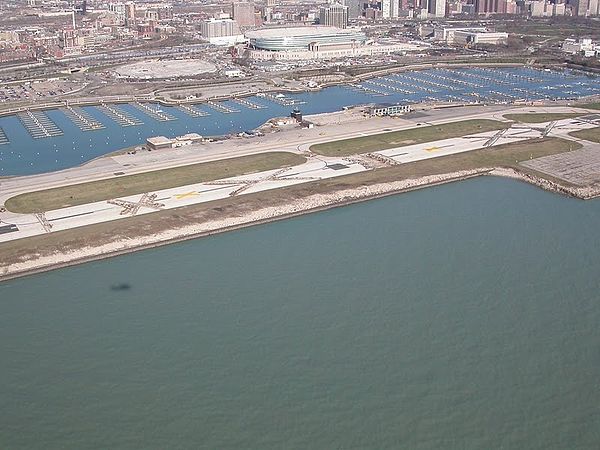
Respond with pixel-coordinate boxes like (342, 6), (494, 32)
(1, 166), (597, 282)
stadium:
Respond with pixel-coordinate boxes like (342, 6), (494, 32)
(245, 26), (367, 52)
(242, 26), (424, 60)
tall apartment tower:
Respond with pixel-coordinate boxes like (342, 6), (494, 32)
(344, 0), (363, 17)
(573, 0), (599, 15)
(475, 0), (507, 13)
(232, 2), (256, 27)
(319, 3), (349, 28)
(427, 0), (446, 16)
(381, 0), (392, 17)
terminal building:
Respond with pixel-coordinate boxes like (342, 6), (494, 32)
(146, 133), (203, 150)
(243, 26), (424, 60)
(368, 103), (411, 117)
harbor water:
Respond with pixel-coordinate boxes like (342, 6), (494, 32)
(1, 177), (600, 449)
(0, 66), (599, 176)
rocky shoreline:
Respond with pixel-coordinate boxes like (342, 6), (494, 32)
(1, 167), (597, 282)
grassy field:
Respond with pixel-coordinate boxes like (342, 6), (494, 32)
(503, 113), (583, 123)
(578, 103), (600, 111)
(310, 119), (509, 156)
(0, 137), (579, 270)
(5, 152), (305, 214)
(570, 127), (600, 144)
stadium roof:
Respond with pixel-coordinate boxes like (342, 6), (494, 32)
(246, 26), (358, 39)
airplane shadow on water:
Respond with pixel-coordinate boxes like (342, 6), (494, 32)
(110, 283), (132, 291)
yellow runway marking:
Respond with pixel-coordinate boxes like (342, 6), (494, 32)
(174, 192), (200, 200)
(424, 146), (440, 152)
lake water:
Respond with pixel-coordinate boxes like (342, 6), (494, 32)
(0, 66), (599, 176)
(1, 177), (599, 449)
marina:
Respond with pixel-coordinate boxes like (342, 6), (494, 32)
(61, 106), (105, 132)
(17, 110), (63, 139)
(0, 67), (598, 176)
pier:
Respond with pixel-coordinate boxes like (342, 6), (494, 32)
(97, 104), (143, 127)
(0, 127), (8, 145)
(17, 111), (63, 139)
(363, 80), (412, 95)
(132, 102), (176, 121)
(176, 104), (210, 117)
(231, 97), (266, 110)
(348, 84), (390, 96)
(205, 100), (240, 114)
(387, 74), (439, 94)
(256, 92), (303, 106)
(61, 106), (105, 132)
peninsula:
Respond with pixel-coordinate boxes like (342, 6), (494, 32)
(2, 101), (600, 281)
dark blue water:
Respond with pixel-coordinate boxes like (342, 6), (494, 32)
(0, 67), (598, 176)
(1, 177), (600, 449)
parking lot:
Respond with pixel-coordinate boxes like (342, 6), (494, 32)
(0, 79), (83, 103)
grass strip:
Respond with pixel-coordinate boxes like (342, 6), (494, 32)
(5, 152), (305, 214)
(310, 119), (509, 156)
(569, 127), (600, 144)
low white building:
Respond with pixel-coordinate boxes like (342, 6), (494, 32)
(562, 38), (595, 55)
(422, 26), (508, 46)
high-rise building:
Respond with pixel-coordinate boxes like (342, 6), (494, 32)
(344, 0), (363, 17)
(125, 2), (136, 26)
(427, 0), (446, 16)
(232, 2), (256, 27)
(199, 18), (244, 44)
(319, 3), (349, 28)
(573, 0), (600, 15)
(381, 0), (392, 17)
(475, 0), (507, 13)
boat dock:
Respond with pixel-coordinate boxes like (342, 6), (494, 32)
(256, 92), (303, 106)
(364, 79), (413, 95)
(17, 111), (63, 139)
(96, 104), (143, 127)
(231, 97), (266, 110)
(176, 104), (210, 117)
(0, 127), (8, 145)
(133, 102), (176, 121)
(205, 100), (240, 114)
(347, 84), (390, 96)
(61, 106), (105, 132)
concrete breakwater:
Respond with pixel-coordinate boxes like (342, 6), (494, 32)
(1, 166), (596, 282)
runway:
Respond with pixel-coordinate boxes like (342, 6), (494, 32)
(2, 112), (598, 244)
